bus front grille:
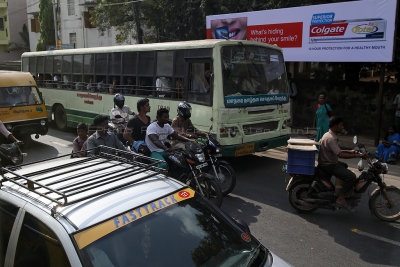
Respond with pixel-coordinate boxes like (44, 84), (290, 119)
(243, 121), (279, 135)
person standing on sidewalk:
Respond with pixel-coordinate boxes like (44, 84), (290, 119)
(314, 93), (333, 143)
(288, 72), (297, 126)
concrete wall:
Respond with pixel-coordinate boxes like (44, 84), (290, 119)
(8, 0), (27, 46)
(26, 0), (39, 52)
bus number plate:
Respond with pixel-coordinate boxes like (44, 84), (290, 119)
(235, 143), (255, 157)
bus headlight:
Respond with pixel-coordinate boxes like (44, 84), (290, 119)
(230, 128), (237, 137)
(220, 127), (239, 138)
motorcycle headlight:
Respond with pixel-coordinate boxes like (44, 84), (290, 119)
(381, 163), (389, 174)
(40, 119), (46, 126)
(215, 147), (220, 153)
(195, 153), (206, 163)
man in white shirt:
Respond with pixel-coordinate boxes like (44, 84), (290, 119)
(0, 120), (23, 145)
(145, 108), (191, 168)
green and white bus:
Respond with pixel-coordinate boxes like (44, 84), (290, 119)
(21, 39), (290, 157)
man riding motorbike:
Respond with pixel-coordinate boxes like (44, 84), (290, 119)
(0, 120), (23, 146)
(171, 102), (208, 149)
(318, 116), (366, 210)
(145, 108), (192, 168)
(110, 94), (135, 124)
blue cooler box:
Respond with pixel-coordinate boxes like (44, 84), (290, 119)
(286, 149), (316, 175)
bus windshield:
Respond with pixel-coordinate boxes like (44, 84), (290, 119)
(221, 45), (288, 107)
(0, 86), (43, 108)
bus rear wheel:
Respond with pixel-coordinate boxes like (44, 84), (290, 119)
(54, 105), (67, 130)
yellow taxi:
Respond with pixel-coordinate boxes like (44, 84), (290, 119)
(0, 71), (48, 143)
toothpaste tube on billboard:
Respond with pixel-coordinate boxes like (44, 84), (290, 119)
(309, 18), (386, 43)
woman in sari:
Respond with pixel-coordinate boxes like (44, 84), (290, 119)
(375, 126), (400, 164)
(314, 93), (333, 143)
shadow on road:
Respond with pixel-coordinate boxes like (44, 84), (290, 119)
(23, 139), (61, 164)
(224, 154), (400, 266)
(222, 195), (262, 225)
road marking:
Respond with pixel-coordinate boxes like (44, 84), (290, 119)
(351, 229), (400, 247)
(51, 141), (69, 148)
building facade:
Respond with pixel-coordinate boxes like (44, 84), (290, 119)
(27, 0), (135, 52)
(0, 0), (28, 67)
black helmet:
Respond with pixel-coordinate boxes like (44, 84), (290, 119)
(177, 102), (192, 119)
(114, 94), (125, 108)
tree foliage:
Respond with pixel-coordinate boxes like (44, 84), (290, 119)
(36, 0), (55, 51)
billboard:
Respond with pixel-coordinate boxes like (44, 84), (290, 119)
(206, 0), (397, 62)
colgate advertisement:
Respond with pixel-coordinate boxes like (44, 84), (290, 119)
(206, 0), (397, 62)
(309, 17), (386, 43)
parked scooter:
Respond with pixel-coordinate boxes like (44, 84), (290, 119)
(163, 141), (223, 207)
(286, 136), (400, 221)
(199, 130), (236, 196)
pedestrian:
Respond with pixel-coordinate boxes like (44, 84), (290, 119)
(313, 93), (333, 143)
(287, 72), (297, 126)
(375, 126), (400, 164)
(72, 123), (89, 158)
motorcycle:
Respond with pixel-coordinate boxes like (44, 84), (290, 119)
(286, 136), (400, 222)
(0, 143), (24, 169)
(109, 109), (129, 144)
(163, 141), (223, 207)
(199, 132), (236, 196)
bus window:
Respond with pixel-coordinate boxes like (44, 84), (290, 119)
(122, 52), (137, 75)
(54, 56), (62, 74)
(137, 77), (153, 96)
(84, 54), (94, 74)
(22, 57), (29, 72)
(121, 76), (136, 95)
(109, 53), (121, 76)
(221, 46), (288, 98)
(188, 62), (212, 105)
(95, 54), (108, 75)
(138, 52), (154, 76)
(73, 55), (83, 74)
(29, 57), (36, 75)
(157, 51), (174, 77)
(174, 50), (185, 77)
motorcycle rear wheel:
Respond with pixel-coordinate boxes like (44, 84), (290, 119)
(190, 174), (223, 207)
(288, 181), (318, 213)
(369, 186), (400, 222)
(211, 161), (236, 196)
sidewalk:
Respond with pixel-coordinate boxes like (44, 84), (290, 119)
(288, 128), (400, 187)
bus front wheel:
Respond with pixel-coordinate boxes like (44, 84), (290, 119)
(54, 105), (67, 130)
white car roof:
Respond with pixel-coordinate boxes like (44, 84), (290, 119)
(1, 155), (185, 233)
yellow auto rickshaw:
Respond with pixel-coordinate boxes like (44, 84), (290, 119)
(0, 71), (48, 143)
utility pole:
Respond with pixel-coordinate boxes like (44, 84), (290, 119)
(52, 0), (58, 46)
(375, 63), (385, 146)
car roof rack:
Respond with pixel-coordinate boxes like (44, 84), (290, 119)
(0, 146), (167, 218)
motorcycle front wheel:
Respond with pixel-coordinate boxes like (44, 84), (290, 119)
(369, 186), (400, 222)
(288, 181), (318, 213)
(191, 173), (223, 207)
(211, 161), (236, 196)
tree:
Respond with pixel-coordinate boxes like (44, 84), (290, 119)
(90, 0), (143, 44)
(36, 0), (55, 51)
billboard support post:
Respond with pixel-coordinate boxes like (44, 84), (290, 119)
(375, 63), (386, 146)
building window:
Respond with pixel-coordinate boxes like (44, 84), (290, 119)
(84, 8), (96, 28)
(67, 0), (75, 16)
(69, 32), (76, 47)
(30, 17), (40, 33)
(0, 18), (4, 31)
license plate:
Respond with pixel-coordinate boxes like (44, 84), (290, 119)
(196, 162), (208, 170)
(235, 143), (255, 157)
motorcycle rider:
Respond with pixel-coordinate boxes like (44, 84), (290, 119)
(318, 116), (365, 210)
(0, 120), (23, 146)
(146, 108), (192, 168)
(171, 102), (208, 149)
(110, 94), (135, 125)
